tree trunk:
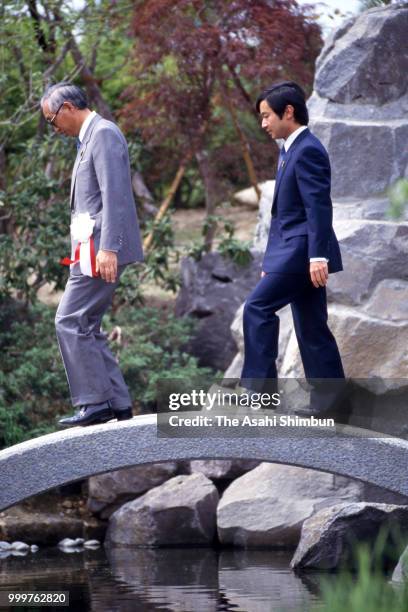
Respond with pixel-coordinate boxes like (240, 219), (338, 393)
(196, 150), (218, 252)
(218, 71), (261, 202)
(143, 160), (190, 252)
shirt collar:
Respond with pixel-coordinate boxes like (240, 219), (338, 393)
(78, 111), (96, 143)
(284, 125), (308, 152)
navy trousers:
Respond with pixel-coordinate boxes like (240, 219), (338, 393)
(241, 272), (344, 391)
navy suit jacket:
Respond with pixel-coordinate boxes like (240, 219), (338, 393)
(262, 128), (342, 275)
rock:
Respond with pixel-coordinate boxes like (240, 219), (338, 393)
(223, 351), (244, 380)
(326, 220), (408, 306)
(232, 181), (275, 208)
(105, 473), (219, 547)
(281, 304), (408, 385)
(0, 551), (11, 559)
(84, 539), (100, 549)
(58, 538), (78, 548)
(224, 301), (293, 383)
(363, 279), (408, 322)
(311, 120), (408, 199)
(332, 196), (408, 222)
(392, 544), (408, 582)
(60, 547), (83, 554)
(308, 5), (408, 199)
(175, 251), (263, 370)
(189, 459), (260, 481)
(253, 188), (274, 253)
(291, 502), (408, 570)
(217, 463), (364, 548)
(87, 462), (178, 518)
(314, 6), (408, 105)
(10, 541), (30, 551)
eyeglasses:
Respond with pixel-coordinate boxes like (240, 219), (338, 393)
(46, 102), (65, 126)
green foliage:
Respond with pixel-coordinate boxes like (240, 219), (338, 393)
(310, 527), (408, 612)
(0, 300), (68, 448)
(0, 299), (213, 449)
(187, 213), (253, 266)
(104, 306), (214, 406)
(218, 235), (253, 267)
(316, 550), (408, 612)
(388, 178), (408, 220)
(0, 137), (72, 303)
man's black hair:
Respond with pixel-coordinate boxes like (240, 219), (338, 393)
(256, 81), (309, 125)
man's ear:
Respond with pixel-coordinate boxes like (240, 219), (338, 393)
(64, 101), (76, 112)
(285, 104), (295, 120)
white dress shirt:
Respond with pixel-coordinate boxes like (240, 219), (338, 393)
(282, 125), (328, 264)
(78, 110), (97, 143)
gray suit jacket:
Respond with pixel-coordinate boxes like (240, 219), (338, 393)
(70, 113), (143, 267)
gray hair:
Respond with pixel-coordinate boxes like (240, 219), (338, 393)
(41, 82), (88, 112)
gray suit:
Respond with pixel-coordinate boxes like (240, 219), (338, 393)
(56, 114), (143, 408)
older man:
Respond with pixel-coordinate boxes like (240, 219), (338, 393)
(41, 82), (143, 426)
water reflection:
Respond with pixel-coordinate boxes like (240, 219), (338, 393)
(0, 546), (327, 611)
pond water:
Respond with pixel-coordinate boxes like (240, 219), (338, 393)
(0, 546), (334, 611)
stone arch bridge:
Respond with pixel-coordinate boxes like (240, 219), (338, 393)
(1, 414), (408, 511)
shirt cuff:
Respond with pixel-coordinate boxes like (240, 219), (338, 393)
(310, 257), (329, 263)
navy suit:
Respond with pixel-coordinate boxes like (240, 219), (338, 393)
(241, 128), (344, 391)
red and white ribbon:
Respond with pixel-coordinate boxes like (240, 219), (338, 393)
(60, 212), (98, 277)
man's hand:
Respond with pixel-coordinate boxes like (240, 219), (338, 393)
(261, 270), (266, 278)
(310, 261), (329, 288)
(96, 250), (118, 283)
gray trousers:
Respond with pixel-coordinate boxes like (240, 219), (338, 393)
(55, 267), (131, 408)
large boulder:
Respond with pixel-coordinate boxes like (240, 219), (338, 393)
(309, 4), (408, 199)
(217, 463), (364, 548)
(232, 180), (275, 208)
(291, 502), (408, 570)
(189, 459), (260, 481)
(105, 473), (219, 547)
(87, 462), (179, 518)
(327, 220), (408, 306)
(314, 6), (408, 106)
(223, 301), (293, 382)
(175, 251), (262, 370)
(309, 121), (407, 199)
(281, 303), (408, 384)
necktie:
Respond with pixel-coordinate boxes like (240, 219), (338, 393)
(277, 145), (287, 173)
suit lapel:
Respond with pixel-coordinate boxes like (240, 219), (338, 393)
(271, 128), (310, 211)
(70, 114), (102, 209)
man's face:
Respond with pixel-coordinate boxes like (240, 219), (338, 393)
(259, 99), (291, 140)
(42, 100), (78, 137)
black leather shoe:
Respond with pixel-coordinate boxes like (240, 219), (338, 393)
(113, 407), (133, 421)
(295, 380), (352, 422)
(58, 402), (114, 427)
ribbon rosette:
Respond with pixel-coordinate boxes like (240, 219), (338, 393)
(60, 212), (98, 277)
